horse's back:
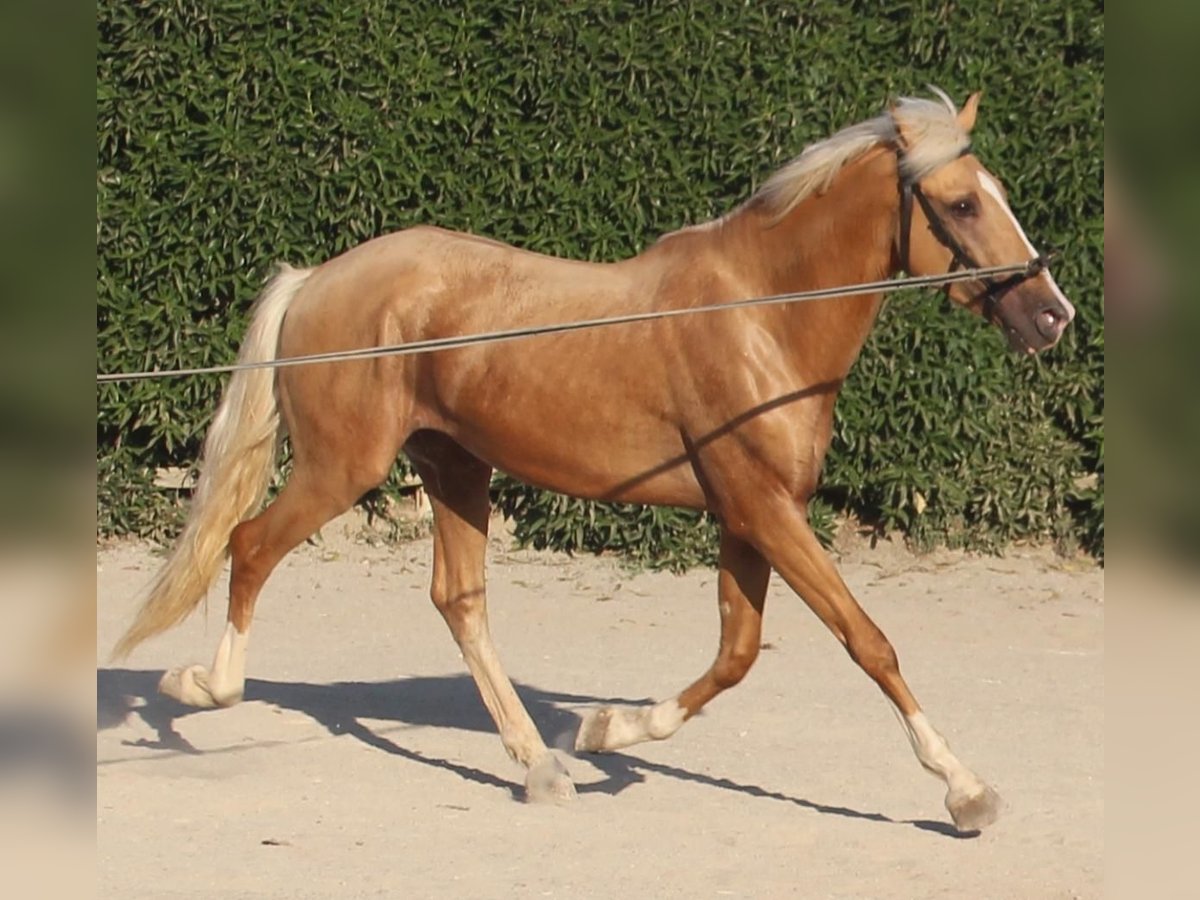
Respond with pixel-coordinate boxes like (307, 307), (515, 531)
(279, 225), (641, 356)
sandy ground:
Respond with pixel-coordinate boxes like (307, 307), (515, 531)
(97, 519), (1102, 899)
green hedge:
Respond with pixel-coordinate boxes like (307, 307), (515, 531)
(97, 0), (1104, 561)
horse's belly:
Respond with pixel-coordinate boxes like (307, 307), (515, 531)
(449, 418), (707, 510)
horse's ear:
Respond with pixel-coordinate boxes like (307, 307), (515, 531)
(957, 91), (982, 132)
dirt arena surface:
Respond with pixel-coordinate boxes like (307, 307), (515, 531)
(97, 519), (1102, 899)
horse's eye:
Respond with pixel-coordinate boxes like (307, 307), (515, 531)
(950, 197), (978, 218)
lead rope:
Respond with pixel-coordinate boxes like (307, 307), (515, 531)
(95, 261), (1047, 385)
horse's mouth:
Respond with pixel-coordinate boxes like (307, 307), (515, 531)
(990, 286), (1073, 356)
(1001, 322), (1040, 356)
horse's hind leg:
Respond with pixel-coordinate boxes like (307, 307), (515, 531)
(159, 462), (371, 707)
(576, 529), (770, 752)
(407, 432), (575, 803)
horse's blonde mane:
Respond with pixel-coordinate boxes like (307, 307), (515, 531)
(755, 88), (970, 219)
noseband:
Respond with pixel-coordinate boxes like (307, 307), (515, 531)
(896, 147), (1052, 322)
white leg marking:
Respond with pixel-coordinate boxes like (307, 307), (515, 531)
(576, 699), (688, 752)
(158, 622), (249, 708)
(455, 628), (577, 802)
(206, 622), (249, 704)
(898, 709), (980, 790)
(645, 699), (689, 740)
(976, 170), (1076, 322)
(891, 704), (1002, 831)
(458, 634), (548, 768)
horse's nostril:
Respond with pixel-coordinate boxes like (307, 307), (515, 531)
(1035, 308), (1063, 339)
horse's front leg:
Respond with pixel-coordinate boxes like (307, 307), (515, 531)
(734, 496), (1001, 832)
(575, 528), (770, 751)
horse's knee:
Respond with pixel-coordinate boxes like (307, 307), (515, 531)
(429, 579), (452, 615)
(430, 580), (486, 634)
(846, 624), (900, 681)
(712, 642), (760, 690)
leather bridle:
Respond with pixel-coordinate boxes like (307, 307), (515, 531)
(896, 146), (1052, 323)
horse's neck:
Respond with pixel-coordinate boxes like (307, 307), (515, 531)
(636, 150), (899, 373)
(713, 150), (900, 376)
(728, 150), (898, 295)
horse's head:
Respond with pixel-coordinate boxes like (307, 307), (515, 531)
(895, 91), (1076, 354)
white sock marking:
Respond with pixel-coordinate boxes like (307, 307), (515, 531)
(207, 622), (249, 704)
(895, 708), (985, 798)
(645, 700), (688, 740)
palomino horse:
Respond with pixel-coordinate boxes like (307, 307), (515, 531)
(114, 90), (1075, 832)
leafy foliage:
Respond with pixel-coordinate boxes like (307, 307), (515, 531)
(97, 0), (1104, 560)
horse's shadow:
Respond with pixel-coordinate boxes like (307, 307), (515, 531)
(96, 668), (973, 838)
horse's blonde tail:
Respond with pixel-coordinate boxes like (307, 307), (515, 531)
(112, 264), (313, 659)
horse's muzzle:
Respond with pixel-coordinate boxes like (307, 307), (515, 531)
(994, 291), (1074, 354)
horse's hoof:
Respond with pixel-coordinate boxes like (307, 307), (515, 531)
(946, 782), (1002, 833)
(158, 665), (241, 708)
(159, 665), (217, 707)
(525, 754), (576, 804)
(574, 707), (616, 753)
